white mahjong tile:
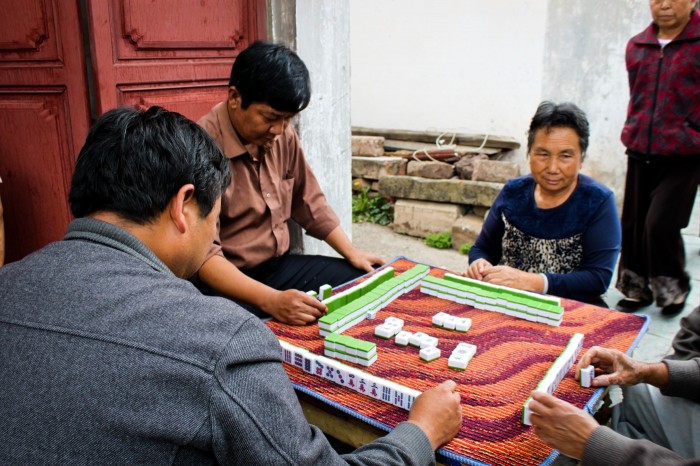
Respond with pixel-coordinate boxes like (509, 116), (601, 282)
(419, 346), (441, 362)
(432, 312), (449, 327)
(374, 323), (395, 339)
(409, 332), (429, 347)
(447, 354), (469, 370)
(395, 330), (412, 346)
(384, 316), (405, 328)
(580, 365), (594, 388)
(455, 317), (472, 332)
(442, 316), (456, 330)
(420, 336), (439, 349)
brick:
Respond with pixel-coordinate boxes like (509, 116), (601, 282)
(352, 156), (406, 180)
(471, 159), (520, 183)
(407, 160), (454, 179)
(352, 135), (385, 157)
(406, 161), (428, 177)
(422, 162), (454, 179)
(454, 153), (489, 180)
(451, 214), (484, 251)
(392, 199), (466, 238)
(378, 175), (503, 207)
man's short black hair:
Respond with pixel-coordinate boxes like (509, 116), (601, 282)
(229, 41), (311, 113)
(69, 106), (231, 223)
(527, 101), (590, 159)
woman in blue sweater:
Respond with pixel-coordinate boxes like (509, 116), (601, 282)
(467, 102), (620, 307)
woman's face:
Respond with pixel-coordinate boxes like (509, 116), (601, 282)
(650, 0), (696, 37)
(528, 126), (583, 199)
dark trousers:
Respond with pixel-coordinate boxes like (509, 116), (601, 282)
(617, 156), (700, 305)
(239, 254), (366, 318)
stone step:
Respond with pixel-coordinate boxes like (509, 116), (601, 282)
(378, 175), (503, 208)
(352, 157), (406, 180)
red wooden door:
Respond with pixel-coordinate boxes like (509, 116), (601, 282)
(0, 0), (265, 264)
(86, 0), (266, 121)
(0, 0), (92, 263)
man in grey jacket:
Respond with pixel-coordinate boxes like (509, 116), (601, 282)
(528, 306), (700, 465)
(0, 106), (461, 465)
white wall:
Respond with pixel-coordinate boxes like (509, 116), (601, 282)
(296, 0), (352, 256)
(351, 0), (652, 196)
(542, 0), (650, 198)
(350, 0), (548, 151)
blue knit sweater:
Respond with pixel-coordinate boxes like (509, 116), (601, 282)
(469, 174), (620, 304)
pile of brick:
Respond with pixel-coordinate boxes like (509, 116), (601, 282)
(351, 128), (521, 251)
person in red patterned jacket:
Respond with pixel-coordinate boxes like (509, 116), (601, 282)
(616, 0), (700, 316)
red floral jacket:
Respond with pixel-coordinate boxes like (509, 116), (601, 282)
(621, 10), (700, 157)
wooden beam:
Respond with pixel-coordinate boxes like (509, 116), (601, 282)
(353, 127), (520, 150)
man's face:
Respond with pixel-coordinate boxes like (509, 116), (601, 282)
(650, 0), (695, 33)
(227, 88), (295, 149)
(183, 197), (221, 279)
(528, 127), (583, 199)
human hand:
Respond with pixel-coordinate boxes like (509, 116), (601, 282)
(263, 289), (326, 325)
(528, 391), (598, 460)
(480, 265), (543, 293)
(466, 258), (492, 280)
(408, 380), (462, 450)
(346, 249), (385, 273)
(575, 346), (644, 387)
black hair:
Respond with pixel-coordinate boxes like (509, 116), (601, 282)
(527, 101), (590, 159)
(229, 41), (311, 113)
(69, 106), (231, 223)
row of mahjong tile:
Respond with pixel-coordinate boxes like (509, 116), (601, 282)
(522, 333), (584, 425)
(318, 265), (431, 335)
(279, 339), (420, 411)
(324, 264), (430, 314)
(432, 312), (472, 332)
(323, 332), (377, 367)
(420, 275), (563, 327)
(436, 273), (563, 313)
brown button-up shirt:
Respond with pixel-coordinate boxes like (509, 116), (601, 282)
(198, 102), (339, 269)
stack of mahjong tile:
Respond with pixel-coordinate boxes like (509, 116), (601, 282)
(447, 342), (477, 370)
(324, 332), (377, 367)
(522, 333), (584, 425)
(318, 264), (430, 336)
(279, 339), (420, 410)
(420, 272), (564, 326)
(374, 316), (404, 339)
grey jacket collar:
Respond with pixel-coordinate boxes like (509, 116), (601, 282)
(64, 217), (173, 276)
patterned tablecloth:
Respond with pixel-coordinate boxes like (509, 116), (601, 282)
(266, 257), (649, 466)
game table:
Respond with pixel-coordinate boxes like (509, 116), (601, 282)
(266, 257), (649, 466)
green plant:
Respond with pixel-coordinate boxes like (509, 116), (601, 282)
(459, 243), (473, 255)
(352, 188), (393, 226)
(424, 232), (453, 249)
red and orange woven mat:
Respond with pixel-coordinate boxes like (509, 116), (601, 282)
(266, 257), (649, 466)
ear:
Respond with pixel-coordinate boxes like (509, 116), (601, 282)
(168, 184), (197, 234)
(227, 86), (242, 110)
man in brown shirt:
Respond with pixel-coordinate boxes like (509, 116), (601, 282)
(197, 41), (384, 325)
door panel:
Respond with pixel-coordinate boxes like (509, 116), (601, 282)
(88, 0), (266, 121)
(0, 0), (264, 263)
(0, 0), (91, 263)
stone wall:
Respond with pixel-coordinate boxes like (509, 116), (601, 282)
(352, 135), (519, 251)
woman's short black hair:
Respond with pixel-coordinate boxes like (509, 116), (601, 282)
(69, 106), (231, 223)
(527, 101), (590, 159)
(229, 41), (311, 113)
